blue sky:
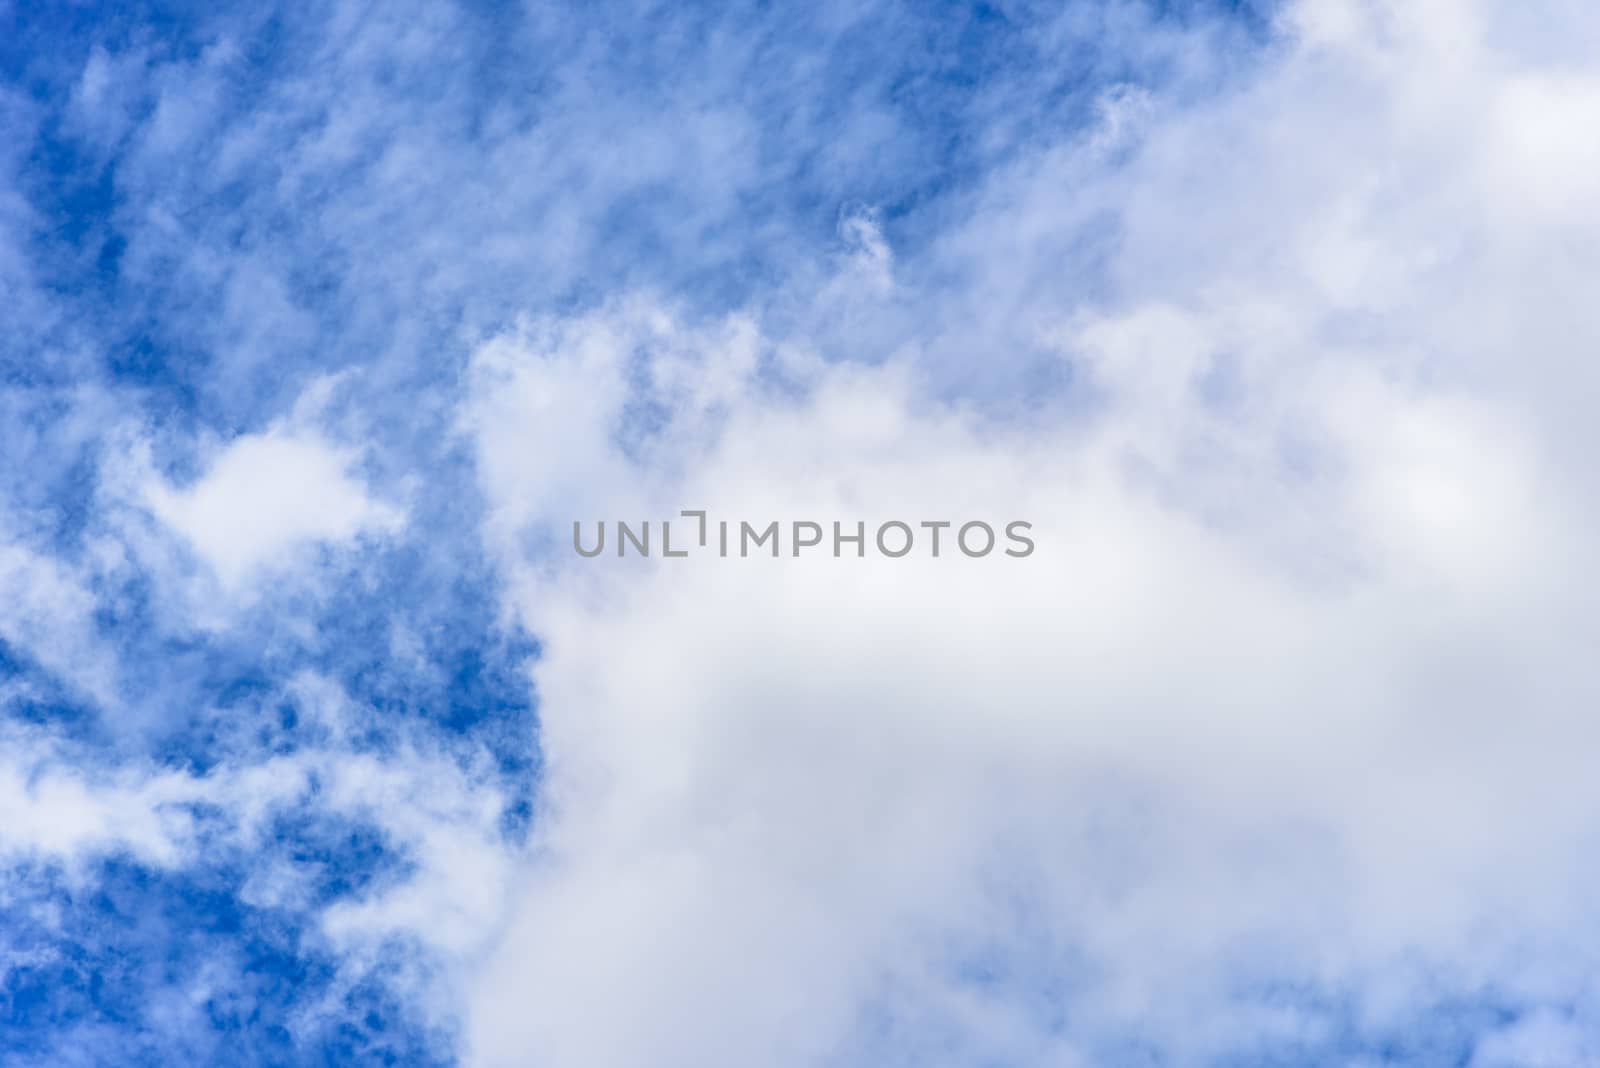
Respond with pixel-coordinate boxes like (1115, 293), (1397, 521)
(4, 1), (1600, 1065)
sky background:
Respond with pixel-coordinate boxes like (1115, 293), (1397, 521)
(3, 0), (1600, 1065)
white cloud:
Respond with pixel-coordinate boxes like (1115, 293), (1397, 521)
(0, 540), (122, 709)
(0, 727), (199, 868)
(0, 674), (514, 1042)
(144, 424), (402, 595)
(453, 3), (1600, 1064)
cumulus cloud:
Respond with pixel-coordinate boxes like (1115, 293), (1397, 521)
(141, 416), (403, 598)
(453, 4), (1600, 1065)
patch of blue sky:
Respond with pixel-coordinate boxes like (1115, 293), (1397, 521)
(0, 859), (450, 1067)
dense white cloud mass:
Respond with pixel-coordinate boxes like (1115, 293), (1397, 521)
(454, 3), (1600, 1066)
(6, 0), (1600, 1064)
